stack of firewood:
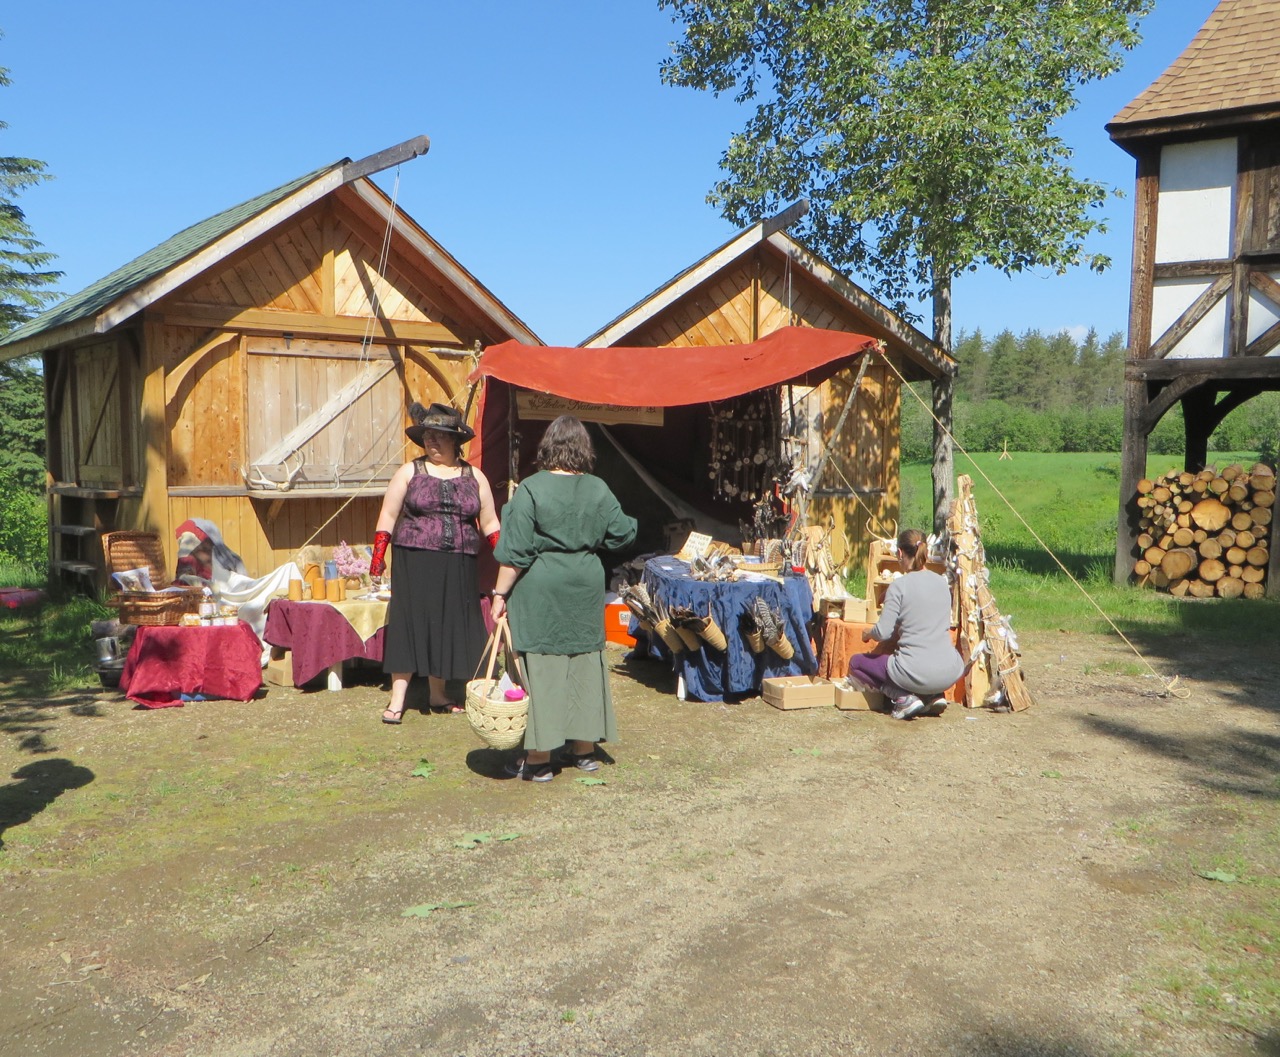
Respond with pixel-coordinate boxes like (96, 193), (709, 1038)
(1133, 462), (1275, 598)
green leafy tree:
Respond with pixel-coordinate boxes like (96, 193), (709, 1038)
(0, 355), (44, 489)
(0, 58), (60, 333)
(660, 0), (1150, 524)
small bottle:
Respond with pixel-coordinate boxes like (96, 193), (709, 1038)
(504, 687), (526, 702)
(198, 586), (215, 625)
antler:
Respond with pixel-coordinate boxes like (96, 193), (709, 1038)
(240, 452), (306, 491)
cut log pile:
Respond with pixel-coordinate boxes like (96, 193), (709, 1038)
(1132, 462), (1275, 599)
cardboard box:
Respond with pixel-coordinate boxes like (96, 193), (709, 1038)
(841, 597), (869, 623)
(762, 676), (835, 710)
(604, 601), (636, 646)
(265, 647), (293, 687)
(833, 683), (887, 711)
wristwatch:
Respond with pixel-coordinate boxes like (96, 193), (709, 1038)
(491, 590), (508, 599)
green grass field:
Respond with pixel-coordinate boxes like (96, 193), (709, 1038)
(899, 452), (1280, 645)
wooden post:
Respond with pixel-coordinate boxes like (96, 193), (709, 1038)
(930, 271), (953, 535)
(139, 320), (172, 568)
(1115, 149), (1160, 585)
(1116, 373), (1150, 583)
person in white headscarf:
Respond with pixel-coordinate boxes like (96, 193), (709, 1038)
(175, 518), (302, 662)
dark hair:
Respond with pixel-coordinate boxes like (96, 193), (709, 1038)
(536, 415), (595, 473)
(897, 528), (929, 572)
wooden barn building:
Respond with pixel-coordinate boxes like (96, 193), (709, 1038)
(1108, 0), (1280, 595)
(0, 138), (539, 587)
(582, 206), (951, 561)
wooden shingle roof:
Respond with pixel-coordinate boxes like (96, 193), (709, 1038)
(1109, 0), (1280, 139)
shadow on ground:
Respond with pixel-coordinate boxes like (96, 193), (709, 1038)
(0, 756), (94, 849)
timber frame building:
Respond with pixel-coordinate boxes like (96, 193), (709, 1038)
(1108, 0), (1280, 594)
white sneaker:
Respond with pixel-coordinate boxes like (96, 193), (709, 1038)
(890, 693), (926, 720)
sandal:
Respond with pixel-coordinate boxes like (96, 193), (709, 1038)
(430, 702), (464, 714)
(503, 757), (555, 783)
(559, 750), (600, 773)
(382, 706), (405, 725)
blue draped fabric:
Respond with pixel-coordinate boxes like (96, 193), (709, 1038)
(632, 558), (816, 702)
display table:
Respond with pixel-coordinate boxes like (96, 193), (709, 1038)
(636, 557), (817, 702)
(119, 621), (264, 709)
(818, 616), (965, 702)
(817, 618), (884, 679)
(262, 598), (389, 689)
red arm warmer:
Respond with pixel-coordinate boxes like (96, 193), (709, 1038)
(369, 530), (392, 577)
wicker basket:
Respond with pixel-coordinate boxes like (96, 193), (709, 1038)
(465, 617), (529, 751)
(102, 531), (202, 626)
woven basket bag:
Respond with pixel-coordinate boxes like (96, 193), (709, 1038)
(465, 616), (529, 751)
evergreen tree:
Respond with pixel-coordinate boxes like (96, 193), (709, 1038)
(0, 57), (61, 333)
(985, 330), (1021, 404)
(1098, 331), (1126, 406)
(0, 355), (44, 489)
(953, 328), (990, 403)
(1075, 327), (1102, 407)
(1043, 330), (1079, 412)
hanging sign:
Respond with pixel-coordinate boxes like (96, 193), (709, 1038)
(515, 392), (664, 426)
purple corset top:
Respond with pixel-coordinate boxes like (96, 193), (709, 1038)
(393, 461), (482, 554)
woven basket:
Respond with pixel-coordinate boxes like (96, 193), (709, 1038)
(102, 531), (202, 626)
(674, 625), (702, 651)
(652, 618), (686, 654)
(690, 615), (727, 652)
(767, 633), (796, 660)
(465, 617), (529, 751)
(744, 629), (766, 654)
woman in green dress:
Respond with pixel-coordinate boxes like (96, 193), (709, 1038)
(489, 416), (637, 782)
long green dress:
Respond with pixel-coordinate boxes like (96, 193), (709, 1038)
(493, 471), (637, 751)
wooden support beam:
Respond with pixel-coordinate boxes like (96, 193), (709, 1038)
(1148, 274), (1231, 360)
(341, 136), (430, 184)
(1137, 372), (1213, 434)
(762, 199), (809, 237)
(159, 303), (466, 346)
(165, 331), (237, 406)
(1129, 356), (1280, 382)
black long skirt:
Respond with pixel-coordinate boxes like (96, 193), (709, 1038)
(381, 547), (487, 682)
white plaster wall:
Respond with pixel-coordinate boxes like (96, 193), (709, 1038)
(1247, 273), (1280, 348)
(1152, 277), (1230, 358)
(1155, 138), (1237, 263)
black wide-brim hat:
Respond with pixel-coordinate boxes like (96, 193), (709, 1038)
(406, 401), (475, 446)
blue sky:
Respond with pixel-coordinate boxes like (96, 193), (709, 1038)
(4, 1), (1216, 347)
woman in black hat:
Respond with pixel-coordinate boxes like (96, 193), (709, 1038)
(371, 402), (501, 724)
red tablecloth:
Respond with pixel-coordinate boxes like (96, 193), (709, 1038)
(119, 621), (264, 708)
(262, 599), (388, 687)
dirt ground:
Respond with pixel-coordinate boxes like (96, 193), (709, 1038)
(1, 627), (1278, 1057)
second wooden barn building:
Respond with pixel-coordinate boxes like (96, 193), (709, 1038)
(472, 205), (953, 565)
(0, 138), (539, 585)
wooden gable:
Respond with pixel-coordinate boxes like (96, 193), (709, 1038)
(583, 219), (947, 564)
(18, 142), (542, 588)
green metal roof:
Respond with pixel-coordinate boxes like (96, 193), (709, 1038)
(0, 160), (341, 351)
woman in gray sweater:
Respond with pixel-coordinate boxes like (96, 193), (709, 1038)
(849, 529), (963, 720)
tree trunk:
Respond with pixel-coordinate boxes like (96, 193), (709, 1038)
(930, 270), (954, 535)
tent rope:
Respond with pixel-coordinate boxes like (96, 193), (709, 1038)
(876, 348), (1188, 701)
(295, 164), (414, 560)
